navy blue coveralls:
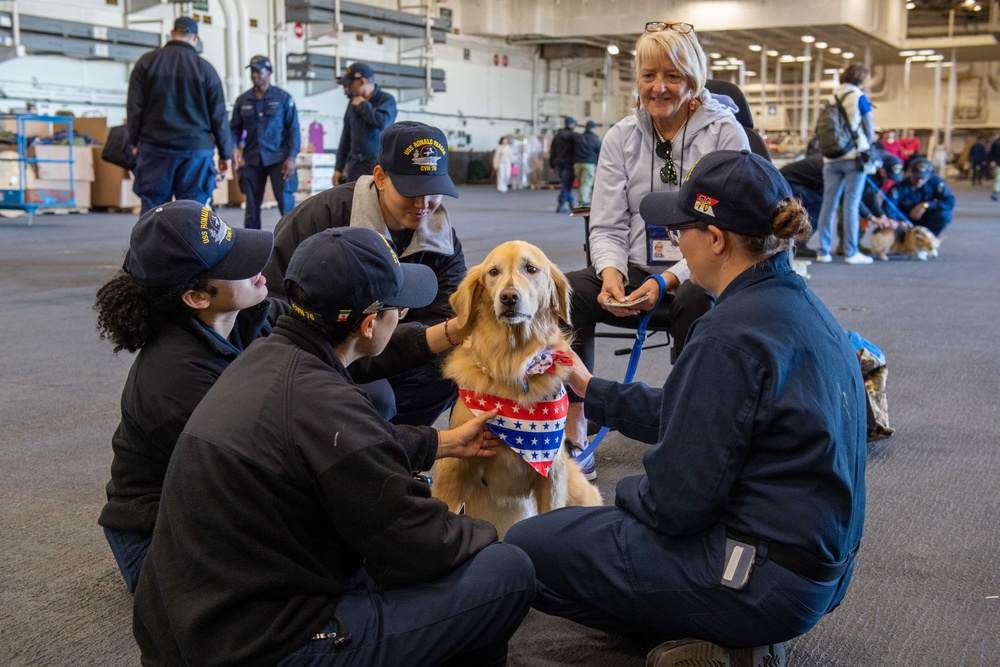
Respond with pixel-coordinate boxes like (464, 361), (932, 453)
(507, 252), (867, 649)
(335, 86), (397, 182)
(127, 40), (232, 213)
(230, 85), (301, 229)
(886, 174), (956, 236)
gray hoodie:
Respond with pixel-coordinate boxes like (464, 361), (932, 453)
(589, 91), (749, 285)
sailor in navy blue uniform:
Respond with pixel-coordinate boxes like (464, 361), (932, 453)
(231, 55), (301, 229)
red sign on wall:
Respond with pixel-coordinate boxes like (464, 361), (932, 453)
(493, 53), (499, 66)
(293, 22), (304, 38)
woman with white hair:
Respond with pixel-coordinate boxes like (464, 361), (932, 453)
(563, 21), (750, 468)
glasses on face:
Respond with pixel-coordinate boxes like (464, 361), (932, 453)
(667, 222), (700, 247)
(645, 21), (695, 34)
(656, 139), (678, 185)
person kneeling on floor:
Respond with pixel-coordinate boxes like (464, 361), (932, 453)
(133, 227), (536, 667)
(505, 150), (867, 667)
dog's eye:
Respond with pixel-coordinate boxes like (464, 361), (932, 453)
(525, 264), (539, 274)
(487, 267), (500, 277)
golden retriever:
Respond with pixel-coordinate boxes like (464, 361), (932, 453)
(433, 241), (602, 538)
(869, 225), (940, 261)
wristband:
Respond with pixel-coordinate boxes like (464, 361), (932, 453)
(443, 317), (460, 346)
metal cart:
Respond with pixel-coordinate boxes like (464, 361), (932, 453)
(0, 114), (76, 225)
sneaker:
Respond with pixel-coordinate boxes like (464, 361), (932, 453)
(795, 246), (818, 259)
(815, 253), (833, 263)
(645, 639), (727, 667)
(645, 639), (786, 667)
(844, 252), (874, 265)
(565, 440), (596, 481)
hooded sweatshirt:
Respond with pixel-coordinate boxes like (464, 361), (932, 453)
(589, 90), (749, 285)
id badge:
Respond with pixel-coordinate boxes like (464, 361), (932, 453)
(646, 223), (672, 266)
(720, 538), (756, 590)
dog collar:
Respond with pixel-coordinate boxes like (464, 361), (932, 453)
(522, 346), (573, 393)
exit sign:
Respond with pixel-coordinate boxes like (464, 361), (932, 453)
(193, 0), (209, 11)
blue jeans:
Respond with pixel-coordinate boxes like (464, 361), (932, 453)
(133, 146), (216, 214)
(556, 164), (576, 208)
(817, 158), (865, 257)
(277, 543), (536, 666)
(238, 162), (297, 229)
(103, 526), (152, 593)
(506, 506), (855, 649)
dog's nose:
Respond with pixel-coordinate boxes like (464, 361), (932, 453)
(500, 289), (521, 306)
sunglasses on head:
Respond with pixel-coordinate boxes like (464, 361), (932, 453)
(645, 21), (695, 34)
(656, 140), (678, 185)
(667, 221), (700, 247)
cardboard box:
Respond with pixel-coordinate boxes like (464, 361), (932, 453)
(30, 179), (91, 208)
(91, 146), (140, 209)
(0, 118), (61, 139)
(73, 117), (109, 144)
(31, 145), (95, 182)
(212, 177), (229, 206)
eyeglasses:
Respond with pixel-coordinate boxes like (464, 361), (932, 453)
(656, 139), (678, 185)
(362, 301), (407, 316)
(645, 21), (695, 34)
(667, 222), (700, 247)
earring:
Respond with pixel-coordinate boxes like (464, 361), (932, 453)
(688, 96), (697, 111)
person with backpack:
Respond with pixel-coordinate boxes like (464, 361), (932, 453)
(814, 63), (876, 265)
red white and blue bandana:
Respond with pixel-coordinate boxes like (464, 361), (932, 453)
(457, 385), (568, 478)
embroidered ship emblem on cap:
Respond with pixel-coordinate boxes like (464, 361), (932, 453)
(404, 139), (447, 172)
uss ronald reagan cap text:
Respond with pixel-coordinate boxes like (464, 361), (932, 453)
(377, 121), (459, 198)
(283, 227), (437, 324)
(126, 200), (272, 287)
(640, 149), (793, 238)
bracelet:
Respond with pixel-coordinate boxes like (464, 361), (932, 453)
(443, 317), (460, 346)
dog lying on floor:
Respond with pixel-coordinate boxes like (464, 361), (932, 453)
(869, 224), (940, 261)
(433, 241), (602, 538)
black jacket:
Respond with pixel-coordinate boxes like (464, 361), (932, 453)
(127, 40), (232, 155)
(98, 299), (431, 536)
(133, 316), (497, 667)
(574, 129), (602, 165)
(98, 302), (273, 535)
(263, 177), (465, 326)
(549, 127), (578, 167)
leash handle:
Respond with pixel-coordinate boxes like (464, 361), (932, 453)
(576, 274), (668, 463)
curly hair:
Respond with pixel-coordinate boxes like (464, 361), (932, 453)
(94, 270), (217, 354)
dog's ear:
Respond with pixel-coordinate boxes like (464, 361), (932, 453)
(449, 263), (483, 331)
(548, 261), (572, 326)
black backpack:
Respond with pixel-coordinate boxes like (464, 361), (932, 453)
(815, 94), (859, 159)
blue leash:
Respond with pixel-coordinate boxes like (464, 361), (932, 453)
(573, 273), (667, 465)
(865, 175), (908, 223)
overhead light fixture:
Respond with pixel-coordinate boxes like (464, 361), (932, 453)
(911, 55), (927, 61)
(710, 65), (727, 71)
(823, 68), (841, 74)
(766, 50), (779, 57)
(725, 65), (739, 70)
(899, 50), (916, 57)
(745, 71), (757, 77)
(815, 42), (828, 50)
(828, 47), (842, 55)
(842, 52), (854, 59)
(795, 56), (811, 62)
(714, 60), (729, 66)
(607, 44), (620, 55)
(710, 52), (722, 59)
(963, 0), (975, 5)
(748, 44), (762, 52)
(928, 54), (945, 61)
(917, 49), (935, 55)
(906, 1), (915, 8)
(801, 35), (815, 44)
(973, 4), (982, 10)
(779, 55), (796, 63)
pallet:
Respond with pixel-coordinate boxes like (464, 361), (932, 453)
(91, 206), (141, 214)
